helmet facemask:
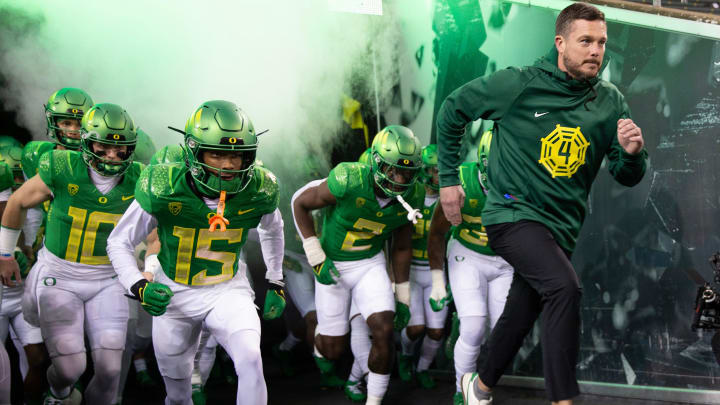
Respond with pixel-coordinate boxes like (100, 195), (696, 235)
(186, 137), (257, 196)
(81, 133), (136, 177)
(47, 114), (84, 150)
(371, 152), (420, 198)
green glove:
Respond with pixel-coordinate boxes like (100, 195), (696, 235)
(312, 258), (340, 285)
(14, 250), (28, 279)
(131, 279), (173, 316)
(394, 301), (410, 331)
(262, 280), (286, 320)
(429, 284), (453, 312)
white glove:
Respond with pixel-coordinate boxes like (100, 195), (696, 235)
(429, 269), (449, 311)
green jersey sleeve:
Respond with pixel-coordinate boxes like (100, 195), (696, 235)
(327, 162), (365, 200)
(21, 141), (55, 179)
(606, 92), (648, 187)
(37, 150), (57, 193)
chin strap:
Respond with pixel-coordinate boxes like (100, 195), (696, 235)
(396, 195), (422, 224)
(208, 190), (230, 232)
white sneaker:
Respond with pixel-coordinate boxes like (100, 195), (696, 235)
(461, 373), (493, 405)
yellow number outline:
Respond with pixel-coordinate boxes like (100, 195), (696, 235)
(341, 218), (386, 252)
(172, 226), (245, 286)
(65, 206), (122, 264)
(458, 213), (488, 246)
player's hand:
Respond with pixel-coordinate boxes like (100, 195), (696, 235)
(312, 258), (340, 285)
(0, 255), (22, 287)
(262, 279), (286, 320)
(429, 269), (450, 312)
(14, 249), (29, 278)
(440, 185), (465, 226)
(394, 281), (411, 331)
(617, 118), (644, 155)
(394, 301), (410, 331)
(131, 279), (173, 316)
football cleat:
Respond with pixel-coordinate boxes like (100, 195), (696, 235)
(191, 383), (206, 405)
(344, 380), (367, 402)
(272, 343), (296, 377)
(397, 353), (414, 382)
(416, 370), (436, 389)
(453, 391), (464, 405)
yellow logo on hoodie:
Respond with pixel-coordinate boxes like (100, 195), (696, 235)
(538, 125), (590, 178)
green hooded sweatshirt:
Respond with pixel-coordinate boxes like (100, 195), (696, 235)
(436, 47), (647, 253)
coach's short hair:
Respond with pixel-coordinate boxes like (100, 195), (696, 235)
(555, 2), (605, 36)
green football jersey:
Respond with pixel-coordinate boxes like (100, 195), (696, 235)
(135, 163), (279, 286)
(150, 144), (186, 165)
(0, 162), (14, 193)
(38, 150), (144, 264)
(321, 162), (424, 262)
(411, 195), (438, 264)
(451, 162), (494, 256)
(22, 141), (55, 179)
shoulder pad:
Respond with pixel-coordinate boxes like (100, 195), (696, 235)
(253, 165), (280, 202)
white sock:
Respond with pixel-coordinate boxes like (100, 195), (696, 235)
(279, 331), (302, 351)
(416, 336), (442, 371)
(348, 360), (364, 383)
(453, 336), (481, 392)
(400, 328), (418, 356)
(350, 315), (371, 375)
(366, 372), (389, 402)
(133, 358), (147, 373)
(366, 395), (383, 405)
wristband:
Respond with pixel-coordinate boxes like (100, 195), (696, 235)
(395, 281), (410, 306)
(302, 236), (326, 267)
(0, 226), (21, 256)
(144, 254), (161, 275)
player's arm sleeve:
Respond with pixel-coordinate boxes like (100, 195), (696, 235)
(257, 208), (285, 282)
(107, 200), (158, 293)
(22, 207), (43, 247)
(436, 68), (523, 187)
(606, 95), (648, 187)
(0, 189), (10, 203)
(290, 178), (326, 239)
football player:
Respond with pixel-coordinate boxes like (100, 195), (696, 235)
(397, 144), (448, 389)
(427, 131), (513, 405)
(0, 145), (47, 405)
(0, 103), (141, 404)
(107, 100), (286, 405)
(21, 88), (95, 261)
(292, 125), (424, 405)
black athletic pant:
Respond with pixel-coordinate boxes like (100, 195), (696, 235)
(479, 220), (581, 402)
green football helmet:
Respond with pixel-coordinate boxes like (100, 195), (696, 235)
(0, 136), (22, 150)
(80, 103), (137, 177)
(370, 125), (422, 197)
(357, 147), (371, 165)
(133, 128), (157, 165)
(0, 146), (24, 188)
(419, 144), (439, 191)
(477, 130), (492, 190)
(45, 87), (94, 150)
(183, 100), (257, 195)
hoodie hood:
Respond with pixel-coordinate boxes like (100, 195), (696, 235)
(534, 46), (609, 91)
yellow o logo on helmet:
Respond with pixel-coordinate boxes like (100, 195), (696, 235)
(113, 134), (120, 140)
(403, 159), (409, 164)
(229, 137), (237, 144)
(71, 108), (79, 114)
